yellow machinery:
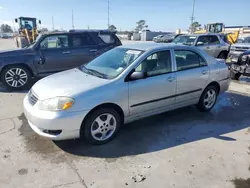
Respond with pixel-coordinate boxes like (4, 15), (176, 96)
(194, 23), (239, 44)
(14, 17), (41, 48)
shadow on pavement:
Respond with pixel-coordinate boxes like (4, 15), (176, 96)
(55, 92), (250, 158)
(0, 79), (37, 93)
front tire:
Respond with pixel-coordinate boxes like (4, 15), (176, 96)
(218, 51), (228, 59)
(81, 108), (121, 145)
(1, 65), (32, 91)
(197, 86), (218, 112)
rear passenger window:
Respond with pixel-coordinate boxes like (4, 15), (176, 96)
(99, 34), (115, 44)
(71, 34), (95, 47)
(209, 35), (220, 45)
(174, 50), (207, 71)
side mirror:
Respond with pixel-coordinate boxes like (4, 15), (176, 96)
(39, 20), (41, 24)
(129, 71), (146, 81)
(196, 42), (204, 46)
(15, 18), (18, 23)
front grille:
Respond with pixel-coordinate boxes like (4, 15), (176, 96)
(231, 46), (250, 52)
(28, 90), (38, 105)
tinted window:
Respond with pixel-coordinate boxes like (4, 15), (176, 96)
(99, 34), (115, 44)
(71, 34), (95, 47)
(209, 35), (220, 44)
(174, 50), (207, 71)
(172, 35), (197, 45)
(197, 36), (210, 45)
(197, 35), (220, 45)
(135, 51), (172, 76)
(40, 35), (68, 49)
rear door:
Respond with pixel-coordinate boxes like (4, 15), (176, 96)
(174, 49), (209, 107)
(68, 33), (99, 66)
(35, 34), (73, 74)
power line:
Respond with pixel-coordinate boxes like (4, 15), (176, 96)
(52, 16), (54, 31)
(190, 0), (196, 34)
(72, 10), (74, 29)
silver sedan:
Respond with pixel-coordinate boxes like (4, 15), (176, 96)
(23, 43), (230, 144)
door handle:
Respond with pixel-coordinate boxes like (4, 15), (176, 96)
(167, 76), (175, 82)
(38, 57), (45, 65)
(90, 49), (97, 52)
(201, 70), (208, 75)
(62, 51), (71, 54)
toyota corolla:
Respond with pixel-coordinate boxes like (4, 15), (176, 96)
(23, 43), (230, 144)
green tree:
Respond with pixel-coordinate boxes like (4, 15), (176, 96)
(135, 20), (148, 32)
(108, 25), (117, 32)
(0, 24), (13, 33)
(190, 21), (201, 33)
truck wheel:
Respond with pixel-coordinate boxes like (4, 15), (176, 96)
(80, 108), (121, 145)
(197, 85), (218, 112)
(0, 65), (32, 91)
(218, 51), (228, 59)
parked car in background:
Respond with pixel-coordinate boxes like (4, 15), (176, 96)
(230, 50), (250, 80)
(153, 35), (164, 42)
(0, 29), (121, 90)
(0, 33), (9, 39)
(160, 34), (184, 43)
(23, 43), (229, 144)
(227, 36), (250, 63)
(172, 33), (230, 59)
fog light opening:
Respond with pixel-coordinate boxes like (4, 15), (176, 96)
(43, 129), (62, 136)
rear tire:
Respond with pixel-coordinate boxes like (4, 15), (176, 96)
(80, 108), (121, 145)
(197, 85), (218, 112)
(0, 65), (32, 91)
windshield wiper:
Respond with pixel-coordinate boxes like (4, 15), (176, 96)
(80, 66), (108, 79)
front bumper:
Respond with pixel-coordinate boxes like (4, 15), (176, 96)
(23, 95), (89, 140)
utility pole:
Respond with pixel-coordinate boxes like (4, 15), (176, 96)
(52, 16), (54, 31)
(72, 10), (75, 29)
(190, 0), (196, 34)
(107, 0), (110, 28)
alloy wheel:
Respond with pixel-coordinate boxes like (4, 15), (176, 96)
(204, 89), (216, 109)
(90, 113), (117, 141)
(5, 68), (28, 88)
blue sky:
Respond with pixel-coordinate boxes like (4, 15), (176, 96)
(0, 0), (249, 31)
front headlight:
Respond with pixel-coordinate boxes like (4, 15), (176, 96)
(241, 55), (248, 62)
(36, 97), (74, 111)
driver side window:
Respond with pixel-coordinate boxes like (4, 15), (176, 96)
(135, 50), (172, 76)
(40, 35), (69, 49)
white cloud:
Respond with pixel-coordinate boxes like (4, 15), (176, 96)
(0, 6), (4, 10)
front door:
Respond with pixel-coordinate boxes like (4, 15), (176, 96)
(34, 34), (74, 74)
(196, 35), (220, 58)
(174, 49), (209, 107)
(128, 50), (176, 116)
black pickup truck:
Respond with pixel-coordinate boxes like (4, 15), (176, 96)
(0, 29), (121, 90)
(230, 50), (250, 80)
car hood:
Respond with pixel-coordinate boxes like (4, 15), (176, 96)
(231, 43), (250, 48)
(32, 68), (111, 100)
(0, 48), (34, 57)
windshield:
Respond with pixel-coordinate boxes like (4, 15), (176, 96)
(80, 48), (143, 79)
(172, 35), (197, 45)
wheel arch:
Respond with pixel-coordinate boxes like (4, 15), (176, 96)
(206, 81), (220, 93)
(81, 102), (125, 127)
(0, 63), (34, 79)
(217, 50), (228, 59)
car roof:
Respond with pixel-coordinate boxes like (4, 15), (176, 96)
(181, 33), (222, 37)
(119, 43), (193, 51)
(41, 29), (114, 36)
